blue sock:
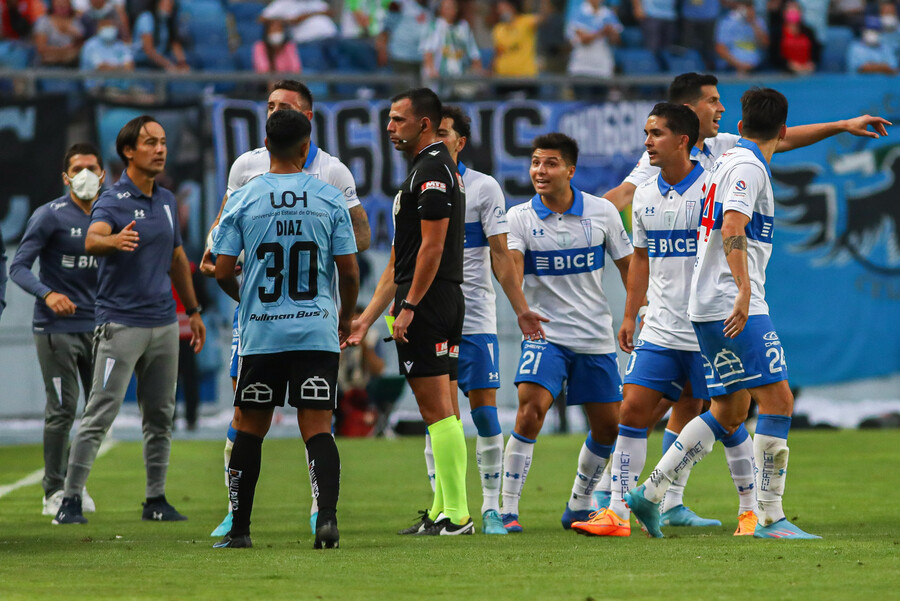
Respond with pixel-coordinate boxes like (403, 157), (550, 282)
(585, 431), (613, 460)
(721, 423), (750, 447)
(227, 423), (237, 443)
(756, 414), (791, 439)
(470, 406), (502, 438)
(698, 411), (729, 440)
(662, 429), (677, 454)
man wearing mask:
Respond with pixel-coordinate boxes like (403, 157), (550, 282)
(74, 0), (131, 40)
(878, 0), (900, 59)
(847, 14), (899, 74)
(9, 144), (105, 518)
(80, 14), (135, 96)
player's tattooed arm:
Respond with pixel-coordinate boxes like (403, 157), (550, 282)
(349, 205), (371, 252)
(723, 235), (747, 256)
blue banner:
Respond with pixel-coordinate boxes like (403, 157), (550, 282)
(210, 79), (900, 386)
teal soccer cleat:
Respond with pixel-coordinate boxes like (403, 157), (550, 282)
(660, 504), (722, 527)
(310, 512), (318, 535)
(590, 490), (611, 511)
(753, 518), (821, 539)
(482, 510), (508, 535)
(625, 485), (664, 538)
(211, 511), (232, 537)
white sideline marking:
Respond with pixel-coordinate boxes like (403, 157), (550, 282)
(0, 439), (118, 499)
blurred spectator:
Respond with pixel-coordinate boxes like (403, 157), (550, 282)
(771, 1), (820, 73)
(341, 0), (389, 38)
(422, 0), (484, 78)
(261, 0), (339, 71)
(681, 0), (720, 68)
(132, 0), (188, 71)
(253, 19), (302, 73)
(566, 0), (622, 78)
(846, 14), (898, 73)
(1, 0), (45, 39)
(492, 0), (541, 77)
(33, 0), (84, 67)
(828, 0), (865, 29)
(74, 0), (130, 41)
(879, 0), (900, 57)
(537, 0), (568, 74)
(80, 12), (138, 97)
(716, 0), (770, 72)
(796, 0), (829, 43)
(631, 0), (677, 52)
(379, 0), (433, 76)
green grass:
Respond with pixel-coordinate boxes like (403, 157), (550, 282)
(1, 430), (898, 600)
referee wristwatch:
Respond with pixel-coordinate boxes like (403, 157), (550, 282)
(399, 299), (417, 312)
(186, 305), (203, 317)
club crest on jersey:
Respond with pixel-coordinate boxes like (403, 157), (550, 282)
(435, 341), (449, 356)
(580, 219), (592, 247)
(713, 350), (746, 382)
(685, 201), (697, 228)
(421, 180), (447, 193)
(70, 227), (82, 237)
(134, 209), (146, 219)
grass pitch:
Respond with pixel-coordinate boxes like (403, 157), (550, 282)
(1, 430), (898, 600)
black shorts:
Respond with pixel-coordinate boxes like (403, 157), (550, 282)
(234, 350), (339, 410)
(393, 279), (464, 379)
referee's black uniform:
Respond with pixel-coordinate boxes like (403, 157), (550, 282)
(393, 141), (465, 378)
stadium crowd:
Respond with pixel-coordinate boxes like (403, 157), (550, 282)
(0, 0), (898, 93)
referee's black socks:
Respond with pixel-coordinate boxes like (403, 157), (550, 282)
(228, 430), (264, 537)
(306, 433), (340, 528)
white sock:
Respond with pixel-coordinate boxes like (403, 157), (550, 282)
(661, 468), (689, 512)
(476, 433), (504, 515)
(223, 437), (234, 512)
(723, 429), (757, 514)
(597, 458), (612, 494)
(609, 427), (648, 518)
(569, 439), (608, 511)
(501, 433), (534, 516)
(754, 433), (789, 526)
(305, 446), (318, 516)
(643, 413), (722, 503)
(424, 433), (436, 493)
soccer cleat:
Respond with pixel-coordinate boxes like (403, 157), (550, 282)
(561, 504), (593, 530)
(210, 511), (233, 537)
(310, 511), (318, 535)
(501, 513), (523, 533)
(590, 490), (611, 511)
(571, 508), (631, 537)
(660, 504), (722, 527)
(52, 495), (88, 525)
(734, 510), (758, 536)
(213, 534), (252, 548)
(753, 518), (821, 539)
(416, 513), (475, 536)
(81, 488), (96, 513)
(625, 485), (664, 538)
(481, 510), (508, 535)
(142, 496), (188, 521)
(43, 490), (64, 516)
(314, 519), (340, 549)
(398, 509), (433, 535)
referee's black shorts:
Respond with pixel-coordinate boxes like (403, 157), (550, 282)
(393, 279), (464, 379)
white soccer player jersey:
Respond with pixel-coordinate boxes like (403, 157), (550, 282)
(225, 142), (361, 209)
(689, 139), (775, 321)
(632, 161), (706, 351)
(624, 132), (741, 187)
(507, 189), (633, 354)
(459, 162), (509, 336)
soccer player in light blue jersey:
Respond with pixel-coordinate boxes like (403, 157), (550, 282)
(211, 109), (359, 549)
(627, 88), (820, 540)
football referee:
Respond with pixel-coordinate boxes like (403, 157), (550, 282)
(346, 88), (472, 535)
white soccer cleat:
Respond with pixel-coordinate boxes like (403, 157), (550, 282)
(42, 490), (64, 516)
(81, 488), (96, 513)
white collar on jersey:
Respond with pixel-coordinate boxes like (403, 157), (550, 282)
(734, 138), (773, 178)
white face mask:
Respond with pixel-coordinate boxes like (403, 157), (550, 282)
(98, 25), (118, 43)
(882, 14), (899, 31)
(69, 169), (102, 201)
(863, 29), (881, 46)
(268, 31), (286, 45)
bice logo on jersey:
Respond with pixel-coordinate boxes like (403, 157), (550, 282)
(435, 341), (449, 356)
(134, 209), (146, 219)
(421, 180), (447, 193)
(70, 227), (82, 237)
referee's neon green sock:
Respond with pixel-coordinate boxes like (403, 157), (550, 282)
(427, 415), (470, 524)
(429, 458), (444, 522)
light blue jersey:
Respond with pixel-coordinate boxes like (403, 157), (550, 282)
(212, 172), (357, 356)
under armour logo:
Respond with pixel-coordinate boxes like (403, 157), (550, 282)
(532, 228), (545, 237)
(505, 472), (520, 479)
(70, 227), (82, 237)
(152, 511), (162, 520)
(134, 209), (146, 219)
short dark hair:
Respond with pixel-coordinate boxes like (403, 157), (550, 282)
(266, 109), (312, 160)
(272, 79), (314, 109)
(740, 87), (788, 141)
(116, 115), (160, 165)
(532, 133), (579, 166)
(442, 105), (471, 140)
(391, 88), (443, 132)
(668, 72), (719, 105)
(648, 102), (700, 150)
(63, 143), (103, 172)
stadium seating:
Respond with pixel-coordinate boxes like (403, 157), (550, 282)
(181, 0), (230, 47)
(614, 48), (661, 75)
(821, 26), (855, 72)
(620, 27), (643, 50)
(659, 47), (706, 74)
(228, 1), (266, 46)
